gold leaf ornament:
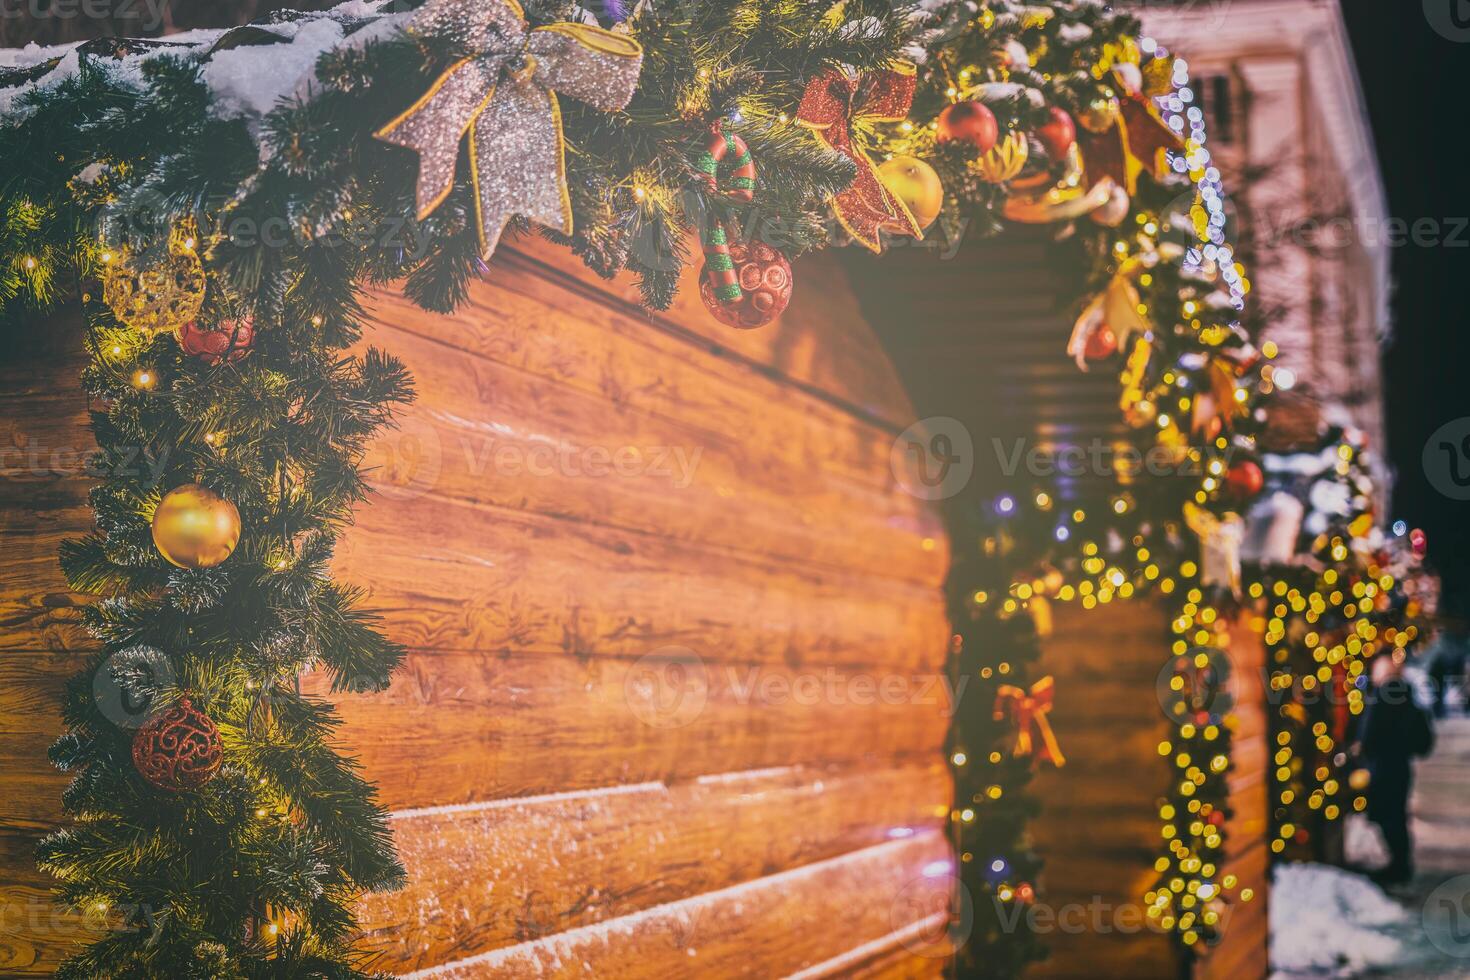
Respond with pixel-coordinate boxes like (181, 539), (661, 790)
(972, 130), (1030, 183)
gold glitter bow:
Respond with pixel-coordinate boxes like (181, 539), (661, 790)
(994, 676), (1065, 767)
(376, 0), (643, 260)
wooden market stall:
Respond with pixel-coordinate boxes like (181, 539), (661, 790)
(847, 228), (1271, 980)
(1, 241), (955, 976)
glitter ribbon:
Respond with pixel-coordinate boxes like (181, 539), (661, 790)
(1079, 78), (1185, 196)
(375, 0), (643, 260)
(994, 676), (1066, 767)
(796, 63), (922, 252)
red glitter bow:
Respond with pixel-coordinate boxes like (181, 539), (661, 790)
(1080, 75), (1186, 195)
(994, 676), (1066, 767)
(797, 62), (922, 252)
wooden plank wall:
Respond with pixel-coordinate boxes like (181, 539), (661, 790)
(0, 239), (957, 976)
(1028, 604), (1268, 980)
(844, 227), (1270, 979)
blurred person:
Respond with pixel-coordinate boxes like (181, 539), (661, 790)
(1360, 653), (1435, 886)
(1427, 594), (1470, 718)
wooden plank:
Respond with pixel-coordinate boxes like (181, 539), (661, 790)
(0, 881), (102, 978)
(0, 320), (95, 978)
(372, 250), (921, 497)
(361, 323), (945, 586)
(1032, 931), (1177, 980)
(358, 764), (950, 973)
(495, 238), (919, 432)
(302, 649), (952, 811)
(6, 489), (951, 671)
(392, 832), (953, 979)
(336, 493), (950, 672)
(843, 944), (950, 980)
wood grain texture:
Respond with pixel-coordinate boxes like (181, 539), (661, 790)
(1025, 602), (1270, 980)
(358, 764), (950, 973)
(335, 493), (949, 673)
(0, 238), (953, 977)
(392, 832), (953, 979)
(302, 649), (952, 812)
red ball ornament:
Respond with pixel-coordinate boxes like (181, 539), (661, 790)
(1036, 107), (1077, 160)
(178, 317), (254, 366)
(700, 242), (794, 330)
(1083, 325), (1118, 361)
(936, 101), (999, 154)
(1410, 528), (1428, 557)
(1224, 460), (1265, 500)
(131, 697), (223, 792)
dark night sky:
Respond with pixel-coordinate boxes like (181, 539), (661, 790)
(1338, 1), (1470, 595)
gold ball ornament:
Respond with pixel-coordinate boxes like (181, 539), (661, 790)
(102, 246), (206, 336)
(877, 156), (945, 230)
(1077, 94), (1121, 133)
(151, 484), (241, 570)
(971, 131), (1030, 184)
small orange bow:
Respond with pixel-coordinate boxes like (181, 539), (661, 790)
(994, 676), (1066, 767)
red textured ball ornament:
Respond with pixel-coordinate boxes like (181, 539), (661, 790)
(700, 242), (794, 330)
(1083, 325), (1118, 361)
(1224, 460), (1265, 500)
(131, 697), (223, 792)
(178, 317), (254, 366)
(1036, 107), (1077, 160)
(936, 101), (999, 154)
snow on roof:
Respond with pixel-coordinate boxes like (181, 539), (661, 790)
(0, 0), (406, 125)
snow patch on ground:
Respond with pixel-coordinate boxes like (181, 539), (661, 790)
(1269, 864), (1407, 976)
